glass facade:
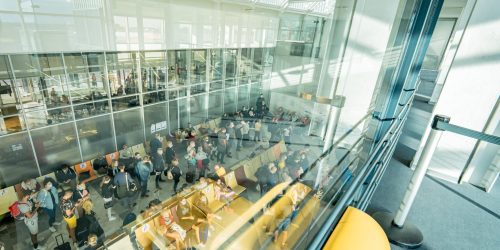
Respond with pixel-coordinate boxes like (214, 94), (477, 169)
(0, 48), (271, 187)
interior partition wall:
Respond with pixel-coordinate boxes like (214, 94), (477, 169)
(0, 47), (274, 188)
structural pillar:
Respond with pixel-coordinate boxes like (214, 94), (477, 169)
(372, 115), (450, 249)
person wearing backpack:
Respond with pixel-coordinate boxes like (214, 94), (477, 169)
(114, 165), (138, 209)
(79, 200), (104, 247)
(17, 192), (46, 250)
(37, 179), (61, 233)
(135, 155), (153, 198)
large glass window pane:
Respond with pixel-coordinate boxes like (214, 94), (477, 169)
(73, 100), (109, 119)
(25, 105), (74, 129)
(31, 123), (81, 174)
(239, 48), (252, 77)
(11, 54), (71, 110)
(143, 91), (166, 105)
(237, 85), (250, 109)
(76, 115), (116, 159)
(224, 87), (237, 114)
(209, 49), (223, 82)
(178, 98), (189, 129)
(106, 52), (139, 96)
(0, 132), (39, 187)
(191, 50), (207, 84)
(168, 100), (179, 132)
(190, 94), (206, 125)
(113, 108), (144, 148)
(224, 49), (238, 80)
(64, 52), (109, 105)
(140, 51), (167, 92)
(144, 102), (168, 138)
(167, 50), (188, 86)
(250, 82), (263, 107)
(208, 91), (223, 119)
(111, 95), (140, 111)
(252, 48), (264, 75)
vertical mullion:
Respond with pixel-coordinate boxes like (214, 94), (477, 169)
(61, 53), (84, 163)
(103, 52), (119, 152)
(8, 55), (42, 177)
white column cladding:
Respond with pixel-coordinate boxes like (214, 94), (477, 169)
(412, 0), (500, 183)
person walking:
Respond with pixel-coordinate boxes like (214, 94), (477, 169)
(100, 176), (117, 222)
(195, 146), (208, 179)
(135, 156), (153, 197)
(37, 179), (60, 233)
(170, 159), (182, 193)
(19, 192), (46, 250)
(152, 148), (166, 190)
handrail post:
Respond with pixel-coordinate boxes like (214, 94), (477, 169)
(372, 115), (450, 248)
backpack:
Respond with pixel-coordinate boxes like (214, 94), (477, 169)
(9, 201), (27, 220)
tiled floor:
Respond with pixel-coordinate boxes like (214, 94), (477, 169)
(0, 124), (325, 250)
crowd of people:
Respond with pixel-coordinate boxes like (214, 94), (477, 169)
(10, 93), (316, 250)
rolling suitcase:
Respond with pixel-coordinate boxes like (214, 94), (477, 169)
(54, 234), (71, 250)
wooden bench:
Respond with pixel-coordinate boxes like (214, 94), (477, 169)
(224, 171), (246, 195)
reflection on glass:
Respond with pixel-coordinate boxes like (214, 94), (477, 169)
(113, 108), (144, 148)
(208, 91), (223, 119)
(0, 132), (39, 187)
(0, 115), (25, 134)
(143, 92), (166, 105)
(168, 100), (179, 132)
(190, 83), (206, 95)
(106, 52), (139, 96)
(144, 103), (168, 138)
(64, 52), (109, 105)
(209, 49), (223, 82)
(190, 94), (206, 125)
(250, 82), (263, 107)
(210, 81), (223, 91)
(240, 48), (253, 78)
(31, 122), (81, 174)
(178, 98), (189, 129)
(140, 51), (167, 92)
(224, 49), (238, 79)
(253, 48), (263, 75)
(74, 100), (109, 119)
(112, 95), (140, 111)
(224, 87), (237, 114)
(238, 85), (250, 109)
(191, 50), (207, 84)
(167, 50), (188, 86)
(76, 115), (115, 159)
(25, 106), (73, 129)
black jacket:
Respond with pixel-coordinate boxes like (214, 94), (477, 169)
(164, 147), (175, 165)
(55, 168), (76, 183)
(150, 138), (162, 154)
(152, 153), (165, 172)
(171, 166), (182, 181)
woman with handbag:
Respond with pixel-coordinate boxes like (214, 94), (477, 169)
(100, 176), (117, 221)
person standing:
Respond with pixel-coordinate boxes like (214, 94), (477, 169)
(100, 176), (117, 222)
(152, 148), (166, 190)
(255, 164), (269, 196)
(114, 165), (137, 209)
(60, 190), (77, 247)
(240, 120), (250, 147)
(164, 141), (176, 169)
(119, 144), (133, 168)
(226, 122), (236, 157)
(254, 119), (262, 142)
(170, 159), (182, 193)
(217, 128), (227, 164)
(19, 192), (46, 250)
(150, 133), (163, 155)
(135, 156), (153, 198)
(195, 146), (208, 179)
(37, 179), (60, 233)
(92, 153), (108, 175)
(235, 121), (243, 151)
